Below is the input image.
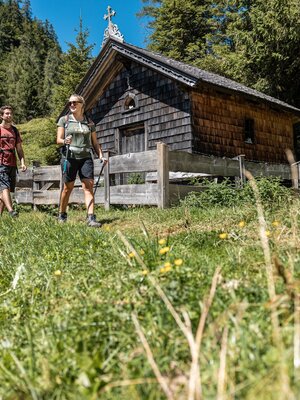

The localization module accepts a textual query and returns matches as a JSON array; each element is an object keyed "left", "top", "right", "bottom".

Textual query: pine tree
[
  {"left": 140, "top": 0, "right": 300, "bottom": 106},
  {"left": 5, "top": 43, "right": 41, "bottom": 121},
  {"left": 140, "top": 0, "right": 212, "bottom": 64},
  {"left": 0, "top": 0, "right": 24, "bottom": 53},
  {"left": 52, "top": 17, "right": 94, "bottom": 116},
  {"left": 42, "top": 48, "right": 62, "bottom": 115},
  {"left": 203, "top": 0, "right": 300, "bottom": 106},
  {"left": 0, "top": 0, "right": 62, "bottom": 120}
]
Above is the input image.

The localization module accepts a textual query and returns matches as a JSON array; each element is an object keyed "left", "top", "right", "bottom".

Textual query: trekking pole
[{"left": 94, "top": 158, "right": 106, "bottom": 197}]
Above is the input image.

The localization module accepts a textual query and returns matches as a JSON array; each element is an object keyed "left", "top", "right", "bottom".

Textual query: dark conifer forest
[{"left": 2, "top": 0, "right": 300, "bottom": 122}]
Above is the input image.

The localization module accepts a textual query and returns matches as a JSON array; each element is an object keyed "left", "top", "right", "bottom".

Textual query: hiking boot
[
  {"left": 87, "top": 214, "right": 101, "bottom": 228},
  {"left": 58, "top": 212, "right": 67, "bottom": 223},
  {"left": 9, "top": 210, "right": 18, "bottom": 218}
]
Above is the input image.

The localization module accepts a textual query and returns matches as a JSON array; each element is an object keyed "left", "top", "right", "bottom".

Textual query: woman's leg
[
  {"left": 59, "top": 181, "right": 75, "bottom": 213},
  {"left": 81, "top": 178, "right": 94, "bottom": 214}
]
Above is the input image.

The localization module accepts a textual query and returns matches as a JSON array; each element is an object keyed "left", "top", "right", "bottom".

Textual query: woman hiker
[{"left": 57, "top": 94, "right": 107, "bottom": 227}]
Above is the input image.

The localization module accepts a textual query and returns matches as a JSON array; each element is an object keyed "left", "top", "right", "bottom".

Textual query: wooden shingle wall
[
  {"left": 191, "top": 88, "right": 294, "bottom": 163},
  {"left": 89, "top": 61, "right": 193, "bottom": 153}
]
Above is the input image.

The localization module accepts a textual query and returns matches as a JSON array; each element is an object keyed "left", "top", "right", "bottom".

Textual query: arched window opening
[
  {"left": 125, "top": 97, "right": 136, "bottom": 110},
  {"left": 124, "top": 93, "right": 138, "bottom": 112}
]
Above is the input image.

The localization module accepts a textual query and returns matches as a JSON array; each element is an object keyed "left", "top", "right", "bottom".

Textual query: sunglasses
[{"left": 68, "top": 101, "right": 82, "bottom": 106}]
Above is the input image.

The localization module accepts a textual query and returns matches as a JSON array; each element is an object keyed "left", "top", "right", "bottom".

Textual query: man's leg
[
  {"left": 0, "top": 194, "right": 4, "bottom": 215},
  {"left": 0, "top": 166, "right": 17, "bottom": 215},
  {"left": 0, "top": 188, "right": 14, "bottom": 213}
]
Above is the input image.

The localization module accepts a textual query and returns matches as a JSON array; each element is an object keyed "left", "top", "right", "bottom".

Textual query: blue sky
[{"left": 29, "top": 0, "right": 149, "bottom": 56}]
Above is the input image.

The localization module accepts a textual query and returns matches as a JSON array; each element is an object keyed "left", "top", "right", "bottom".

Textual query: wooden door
[
  {"left": 120, "top": 125, "right": 145, "bottom": 154},
  {"left": 119, "top": 125, "right": 145, "bottom": 184}
]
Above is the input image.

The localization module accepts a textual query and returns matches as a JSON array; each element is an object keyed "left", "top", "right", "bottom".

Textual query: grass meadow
[{"left": 1, "top": 179, "right": 300, "bottom": 399}]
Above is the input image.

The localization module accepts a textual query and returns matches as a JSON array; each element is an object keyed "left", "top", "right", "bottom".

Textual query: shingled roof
[{"left": 77, "top": 37, "right": 300, "bottom": 116}]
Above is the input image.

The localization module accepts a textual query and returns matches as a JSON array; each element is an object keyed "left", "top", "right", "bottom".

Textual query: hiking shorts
[
  {"left": 0, "top": 165, "right": 17, "bottom": 192},
  {"left": 61, "top": 157, "right": 94, "bottom": 183}
]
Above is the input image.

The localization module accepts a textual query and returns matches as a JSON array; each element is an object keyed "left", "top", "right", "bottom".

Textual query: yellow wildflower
[
  {"left": 54, "top": 270, "right": 62, "bottom": 276},
  {"left": 160, "top": 265, "right": 171, "bottom": 273},
  {"left": 159, "top": 246, "right": 170, "bottom": 255},
  {"left": 272, "top": 221, "right": 280, "bottom": 227},
  {"left": 219, "top": 233, "right": 228, "bottom": 239},
  {"left": 174, "top": 258, "right": 183, "bottom": 266},
  {"left": 164, "top": 262, "right": 172, "bottom": 269},
  {"left": 105, "top": 225, "right": 111, "bottom": 231},
  {"left": 238, "top": 221, "right": 246, "bottom": 228},
  {"left": 141, "top": 270, "right": 148, "bottom": 275},
  {"left": 140, "top": 249, "right": 145, "bottom": 255},
  {"left": 128, "top": 252, "right": 135, "bottom": 258},
  {"left": 265, "top": 230, "right": 271, "bottom": 237},
  {"left": 158, "top": 238, "right": 167, "bottom": 245}
]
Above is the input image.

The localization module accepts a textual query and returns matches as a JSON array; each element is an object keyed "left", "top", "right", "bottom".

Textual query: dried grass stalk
[
  {"left": 285, "top": 149, "right": 299, "bottom": 189},
  {"left": 188, "top": 266, "right": 221, "bottom": 400},
  {"left": 244, "top": 170, "right": 294, "bottom": 399},
  {"left": 282, "top": 151, "right": 300, "bottom": 374},
  {"left": 101, "top": 377, "right": 158, "bottom": 392},
  {"left": 217, "top": 325, "right": 229, "bottom": 400},
  {"left": 294, "top": 294, "right": 300, "bottom": 369},
  {"left": 118, "top": 230, "right": 221, "bottom": 400},
  {"left": 132, "top": 313, "right": 175, "bottom": 400}
]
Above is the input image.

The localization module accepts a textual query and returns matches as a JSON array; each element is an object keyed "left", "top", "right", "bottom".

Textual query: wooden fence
[{"left": 15, "top": 142, "right": 296, "bottom": 209}]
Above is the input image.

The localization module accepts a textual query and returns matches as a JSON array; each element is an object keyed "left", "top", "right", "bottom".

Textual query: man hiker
[{"left": 0, "top": 105, "right": 27, "bottom": 217}]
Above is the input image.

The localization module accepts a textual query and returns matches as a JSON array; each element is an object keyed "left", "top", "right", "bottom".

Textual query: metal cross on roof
[
  {"left": 104, "top": 5, "right": 116, "bottom": 26},
  {"left": 102, "top": 5, "right": 124, "bottom": 47}
]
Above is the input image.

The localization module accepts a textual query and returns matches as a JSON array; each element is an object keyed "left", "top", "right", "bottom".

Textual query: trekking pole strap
[{"left": 63, "top": 144, "right": 70, "bottom": 174}]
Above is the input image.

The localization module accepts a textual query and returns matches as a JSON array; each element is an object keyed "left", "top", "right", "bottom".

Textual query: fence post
[
  {"left": 157, "top": 142, "right": 169, "bottom": 209},
  {"left": 291, "top": 161, "right": 300, "bottom": 189},
  {"left": 104, "top": 151, "right": 110, "bottom": 211},
  {"left": 233, "top": 154, "right": 245, "bottom": 188},
  {"left": 32, "top": 161, "right": 40, "bottom": 211}
]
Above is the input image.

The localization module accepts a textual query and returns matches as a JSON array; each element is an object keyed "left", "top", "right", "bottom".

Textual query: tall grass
[{"left": 0, "top": 182, "right": 300, "bottom": 398}]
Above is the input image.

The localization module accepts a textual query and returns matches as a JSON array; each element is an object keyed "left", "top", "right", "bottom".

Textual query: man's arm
[{"left": 16, "top": 143, "right": 27, "bottom": 171}]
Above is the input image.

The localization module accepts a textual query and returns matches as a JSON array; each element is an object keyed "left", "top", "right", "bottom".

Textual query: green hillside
[{"left": 17, "top": 117, "right": 59, "bottom": 166}]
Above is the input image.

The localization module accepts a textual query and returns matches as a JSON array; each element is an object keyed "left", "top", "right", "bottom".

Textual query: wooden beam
[
  {"left": 104, "top": 152, "right": 110, "bottom": 211},
  {"left": 109, "top": 184, "right": 158, "bottom": 205},
  {"left": 109, "top": 150, "right": 157, "bottom": 174},
  {"left": 157, "top": 142, "right": 169, "bottom": 208}
]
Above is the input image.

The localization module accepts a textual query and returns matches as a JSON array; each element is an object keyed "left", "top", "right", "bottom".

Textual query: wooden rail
[{"left": 15, "top": 143, "right": 296, "bottom": 209}]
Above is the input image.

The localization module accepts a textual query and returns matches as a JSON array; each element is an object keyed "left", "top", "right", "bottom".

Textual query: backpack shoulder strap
[
  {"left": 64, "top": 113, "right": 70, "bottom": 129},
  {"left": 84, "top": 112, "right": 92, "bottom": 123},
  {"left": 84, "top": 112, "right": 95, "bottom": 130},
  {"left": 11, "top": 126, "right": 19, "bottom": 141}
]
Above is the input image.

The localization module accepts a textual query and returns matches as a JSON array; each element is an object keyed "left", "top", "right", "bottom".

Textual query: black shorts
[
  {"left": 61, "top": 157, "right": 94, "bottom": 183},
  {"left": 0, "top": 165, "right": 17, "bottom": 192}
]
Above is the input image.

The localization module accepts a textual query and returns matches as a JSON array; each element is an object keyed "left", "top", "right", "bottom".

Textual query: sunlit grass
[{"left": 0, "top": 199, "right": 300, "bottom": 398}]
